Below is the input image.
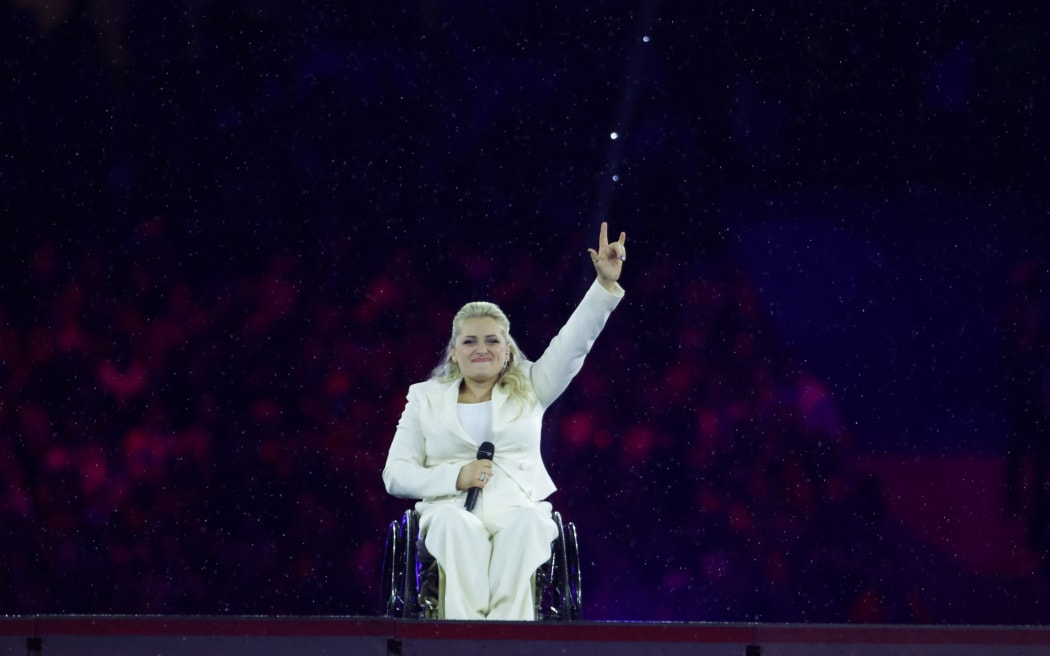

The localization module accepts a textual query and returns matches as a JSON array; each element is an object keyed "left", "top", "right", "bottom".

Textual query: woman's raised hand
[{"left": 588, "top": 221, "right": 627, "bottom": 290}]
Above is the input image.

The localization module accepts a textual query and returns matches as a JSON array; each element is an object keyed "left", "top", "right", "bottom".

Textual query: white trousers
[{"left": 418, "top": 475, "right": 557, "bottom": 620}]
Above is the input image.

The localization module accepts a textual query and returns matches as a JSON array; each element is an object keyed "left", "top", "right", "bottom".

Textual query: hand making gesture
[{"left": 588, "top": 221, "right": 627, "bottom": 292}]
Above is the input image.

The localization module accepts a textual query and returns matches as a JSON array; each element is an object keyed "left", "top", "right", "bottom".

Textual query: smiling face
[{"left": 450, "top": 317, "right": 509, "bottom": 383}]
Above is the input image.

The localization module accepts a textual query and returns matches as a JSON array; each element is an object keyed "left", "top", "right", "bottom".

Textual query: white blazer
[{"left": 383, "top": 280, "right": 623, "bottom": 503}]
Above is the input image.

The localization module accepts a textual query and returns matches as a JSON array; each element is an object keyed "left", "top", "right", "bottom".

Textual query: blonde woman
[{"left": 383, "top": 222, "right": 627, "bottom": 620}]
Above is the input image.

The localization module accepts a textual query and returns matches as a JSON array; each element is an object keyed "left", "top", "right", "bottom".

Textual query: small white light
[
  {"left": 643, "top": 36, "right": 650, "bottom": 43},
  {"left": 612, "top": 174, "right": 620, "bottom": 182},
  {"left": 610, "top": 132, "right": 619, "bottom": 140}
]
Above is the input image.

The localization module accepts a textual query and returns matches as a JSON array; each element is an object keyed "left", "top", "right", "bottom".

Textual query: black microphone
[{"left": 464, "top": 441, "right": 495, "bottom": 512}]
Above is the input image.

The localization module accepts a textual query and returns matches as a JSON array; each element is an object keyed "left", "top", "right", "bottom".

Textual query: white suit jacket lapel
[
  {"left": 491, "top": 383, "right": 510, "bottom": 434},
  {"left": 436, "top": 378, "right": 476, "bottom": 447}
]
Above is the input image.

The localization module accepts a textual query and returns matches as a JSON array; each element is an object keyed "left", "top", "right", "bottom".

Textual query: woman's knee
[
  {"left": 422, "top": 505, "right": 488, "bottom": 547},
  {"left": 497, "top": 508, "right": 557, "bottom": 542},
  {"left": 423, "top": 504, "right": 474, "bottom": 529}
]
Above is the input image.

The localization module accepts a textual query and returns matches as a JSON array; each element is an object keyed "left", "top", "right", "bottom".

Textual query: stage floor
[{"left": 3, "top": 615, "right": 1050, "bottom": 655}]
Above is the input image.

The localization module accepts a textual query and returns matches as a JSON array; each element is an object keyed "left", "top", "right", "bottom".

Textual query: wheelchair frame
[{"left": 381, "top": 509, "right": 582, "bottom": 620}]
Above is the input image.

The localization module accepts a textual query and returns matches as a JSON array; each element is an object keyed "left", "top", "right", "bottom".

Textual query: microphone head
[{"left": 477, "top": 441, "right": 495, "bottom": 460}]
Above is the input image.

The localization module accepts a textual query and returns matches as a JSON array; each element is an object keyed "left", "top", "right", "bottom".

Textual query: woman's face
[{"left": 450, "top": 317, "right": 509, "bottom": 382}]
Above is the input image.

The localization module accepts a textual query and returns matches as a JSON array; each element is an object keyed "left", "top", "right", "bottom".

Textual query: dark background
[{"left": 2, "top": 0, "right": 1050, "bottom": 623}]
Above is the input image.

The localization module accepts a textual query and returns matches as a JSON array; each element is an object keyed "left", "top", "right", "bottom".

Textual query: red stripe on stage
[
  {"left": 22, "top": 616, "right": 752, "bottom": 643},
  {"left": 391, "top": 619, "right": 753, "bottom": 643},
  {"left": 3, "top": 615, "right": 1050, "bottom": 647},
  {"left": 754, "top": 624, "right": 1050, "bottom": 646},
  {"left": 0, "top": 618, "right": 35, "bottom": 637},
  {"left": 28, "top": 615, "right": 395, "bottom": 637}
]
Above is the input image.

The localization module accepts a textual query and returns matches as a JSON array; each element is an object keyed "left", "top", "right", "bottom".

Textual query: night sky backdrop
[{"left": 2, "top": 0, "right": 1050, "bottom": 624}]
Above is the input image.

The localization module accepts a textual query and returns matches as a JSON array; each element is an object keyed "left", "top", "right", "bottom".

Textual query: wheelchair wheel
[
  {"left": 380, "top": 516, "right": 405, "bottom": 617},
  {"left": 534, "top": 537, "right": 554, "bottom": 619},
  {"left": 402, "top": 509, "right": 421, "bottom": 618},
  {"left": 563, "top": 520, "right": 582, "bottom": 620},
  {"left": 547, "top": 511, "right": 573, "bottom": 621}
]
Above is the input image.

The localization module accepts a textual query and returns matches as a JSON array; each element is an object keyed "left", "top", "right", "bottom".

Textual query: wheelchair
[{"left": 380, "top": 508, "right": 582, "bottom": 620}]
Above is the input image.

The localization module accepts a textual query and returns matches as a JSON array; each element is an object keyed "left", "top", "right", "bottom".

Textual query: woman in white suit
[{"left": 383, "top": 222, "right": 628, "bottom": 620}]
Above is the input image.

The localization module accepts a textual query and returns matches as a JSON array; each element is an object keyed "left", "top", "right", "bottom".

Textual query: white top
[{"left": 457, "top": 400, "right": 493, "bottom": 446}]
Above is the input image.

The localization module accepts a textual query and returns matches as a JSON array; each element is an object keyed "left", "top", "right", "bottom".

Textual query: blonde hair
[{"left": 431, "top": 301, "right": 535, "bottom": 406}]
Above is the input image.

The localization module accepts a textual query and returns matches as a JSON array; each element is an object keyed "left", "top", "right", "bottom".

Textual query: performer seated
[{"left": 383, "top": 222, "right": 627, "bottom": 620}]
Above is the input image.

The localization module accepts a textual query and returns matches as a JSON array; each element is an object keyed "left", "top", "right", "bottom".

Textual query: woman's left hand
[{"left": 588, "top": 221, "right": 627, "bottom": 290}]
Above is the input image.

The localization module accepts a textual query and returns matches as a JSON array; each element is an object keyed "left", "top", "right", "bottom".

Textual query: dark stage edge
[{"left": 3, "top": 616, "right": 1050, "bottom": 655}]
